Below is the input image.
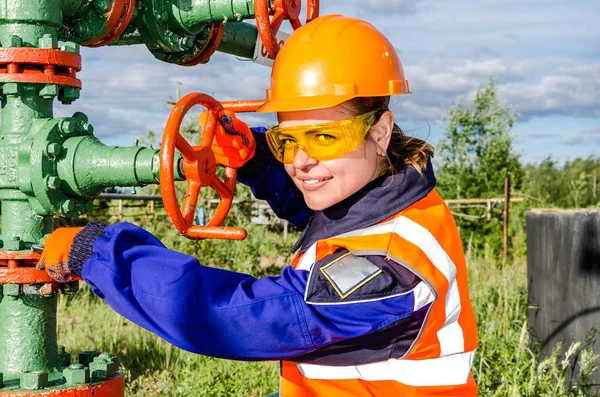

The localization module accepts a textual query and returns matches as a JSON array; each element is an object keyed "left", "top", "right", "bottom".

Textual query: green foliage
[
  {"left": 436, "top": 78, "right": 522, "bottom": 256},
  {"left": 436, "top": 77, "right": 521, "bottom": 200},
  {"left": 522, "top": 157, "right": 600, "bottom": 209},
  {"left": 470, "top": 257, "right": 599, "bottom": 396}
]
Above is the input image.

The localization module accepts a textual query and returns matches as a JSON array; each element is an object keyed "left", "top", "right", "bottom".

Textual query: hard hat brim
[{"left": 256, "top": 94, "right": 353, "bottom": 113}]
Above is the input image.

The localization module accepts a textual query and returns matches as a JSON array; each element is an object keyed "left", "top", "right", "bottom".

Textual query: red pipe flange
[
  {"left": 0, "top": 48, "right": 82, "bottom": 88},
  {"left": 82, "top": 0, "right": 136, "bottom": 48},
  {"left": 178, "top": 23, "right": 225, "bottom": 67},
  {"left": 0, "top": 253, "right": 57, "bottom": 284}
]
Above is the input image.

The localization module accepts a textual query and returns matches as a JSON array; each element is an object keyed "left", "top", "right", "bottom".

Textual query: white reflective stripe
[
  {"left": 395, "top": 217, "right": 464, "bottom": 356},
  {"left": 297, "top": 350, "right": 476, "bottom": 387},
  {"left": 412, "top": 281, "right": 435, "bottom": 311},
  {"left": 297, "top": 242, "right": 317, "bottom": 271},
  {"left": 338, "top": 216, "right": 465, "bottom": 356}
]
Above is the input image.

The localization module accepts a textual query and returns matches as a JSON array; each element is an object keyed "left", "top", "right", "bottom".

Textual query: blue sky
[{"left": 56, "top": 0, "right": 599, "bottom": 164}]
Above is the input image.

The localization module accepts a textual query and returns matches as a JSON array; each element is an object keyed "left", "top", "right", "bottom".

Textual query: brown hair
[{"left": 340, "top": 96, "right": 433, "bottom": 175}]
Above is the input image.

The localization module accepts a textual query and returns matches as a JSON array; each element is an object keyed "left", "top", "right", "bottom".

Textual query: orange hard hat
[{"left": 257, "top": 14, "right": 411, "bottom": 113}]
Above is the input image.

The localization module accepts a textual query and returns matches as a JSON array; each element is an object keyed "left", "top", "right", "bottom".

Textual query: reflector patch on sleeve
[{"left": 320, "top": 253, "right": 382, "bottom": 299}]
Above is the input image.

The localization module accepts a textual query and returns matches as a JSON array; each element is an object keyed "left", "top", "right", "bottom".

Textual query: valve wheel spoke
[
  {"left": 271, "top": 9, "right": 287, "bottom": 33},
  {"left": 182, "top": 182, "right": 201, "bottom": 225},
  {"left": 175, "top": 133, "right": 197, "bottom": 160}
]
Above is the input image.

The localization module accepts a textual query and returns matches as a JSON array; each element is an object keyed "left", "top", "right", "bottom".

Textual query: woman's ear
[{"left": 369, "top": 110, "right": 394, "bottom": 155}]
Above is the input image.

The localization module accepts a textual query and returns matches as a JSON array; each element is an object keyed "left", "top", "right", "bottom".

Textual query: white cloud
[
  {"left": 559, "top": 126, "right": 600, "bottom": 146},
  {"left": 392, "top": 58, "right": 600, "bottom": 124}
]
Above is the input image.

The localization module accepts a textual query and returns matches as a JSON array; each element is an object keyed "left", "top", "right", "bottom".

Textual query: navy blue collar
[{"left": 292, "top": 161, "right": 436, "bottom": 253}]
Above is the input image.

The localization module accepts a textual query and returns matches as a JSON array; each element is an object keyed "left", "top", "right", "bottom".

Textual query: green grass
[{"left": 57, "top": 226, "right": 598, "bottom": 396}]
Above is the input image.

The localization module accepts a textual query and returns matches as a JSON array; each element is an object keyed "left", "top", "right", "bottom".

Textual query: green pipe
[
  {"left": 107, "top": 21, "right": 258, "bottom": 61},
  {"left": 0, "top": 287, "right": 58, "bottom": 378},
  {"left": 2, "top": 85, "right": 53, "bottom": 136},
  {"left": 61, "top": 0, "right": 88, "bottom": 18},
  {"left": 1, "top": 201, "right": 52, "bottom": 246},
  {"left": 218, "top": 20, "right": 257, "bottom": 59},
  {"left": 106, "top": 28, "right": 144, "bottom": 46},
  {"left": 56, "top": 136, "right": 162, "bottom": 197},
  {"left": 0, "top": 0, "right": 60, "bottom": 47},
  {"left": 173, "top": 0, "right": 255, "bottom": 33}
]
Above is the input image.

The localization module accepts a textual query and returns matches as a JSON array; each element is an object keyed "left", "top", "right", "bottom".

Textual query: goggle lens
[{"left": 266, "top": 111, "right": 377, "bottom": 164}]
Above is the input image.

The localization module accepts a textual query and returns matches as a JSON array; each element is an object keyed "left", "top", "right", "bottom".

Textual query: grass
[{"left": 57, "top": 224, "right": 598, "bottom": 396}]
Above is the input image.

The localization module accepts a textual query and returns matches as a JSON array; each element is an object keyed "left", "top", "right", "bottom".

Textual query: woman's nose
[{"left": 293, "top": 147, "right": 317, "bottom": 169}]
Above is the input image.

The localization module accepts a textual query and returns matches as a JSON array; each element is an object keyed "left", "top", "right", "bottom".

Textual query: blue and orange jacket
[{"left": 77, "top": 130, "right": 478, "bottom": 396}]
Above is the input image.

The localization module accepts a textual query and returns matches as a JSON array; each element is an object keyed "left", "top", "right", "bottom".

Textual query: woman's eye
[
  {"left": 280, "top": 138, "right": 296, "bottom": 146},
  {"left": 315, "top": 134, "right": 335, "bottom": 142}
]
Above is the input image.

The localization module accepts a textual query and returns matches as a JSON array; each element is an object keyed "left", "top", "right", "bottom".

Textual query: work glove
[
  {"left": 36, "top": 222, "right": 107, "bottom": 283},
  {"left": 199, "top": 110, "right": 256, "bottom": 168}
]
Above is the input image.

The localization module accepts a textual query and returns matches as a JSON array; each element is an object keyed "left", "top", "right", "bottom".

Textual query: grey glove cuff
[{"left": 67, "top": 222, "right": 107, "bottom": 277}]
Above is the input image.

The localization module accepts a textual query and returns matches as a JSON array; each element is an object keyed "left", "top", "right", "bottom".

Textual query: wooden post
[
  {"left": 283, "top": 221, "right": 288, "bottom": 242},
  {"left": 593, "top": 168, "right": 598, "bottom": 200},
  {"left": 486, "top": 199, "right": 492, "bottom": 221},
  {"left": 118, "top": 199, "right": 123, "bottom": 221},
  {"left": 503, "top": 176, "right": 510, "bottom": 264}
]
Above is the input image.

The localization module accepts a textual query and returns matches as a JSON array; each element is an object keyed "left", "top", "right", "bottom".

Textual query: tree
[
  {"left": 437, "top": 78, "right": 521, "bottom": 199},
  {"left": 436, "top": 78, "right": 522, "bottom": 256}
]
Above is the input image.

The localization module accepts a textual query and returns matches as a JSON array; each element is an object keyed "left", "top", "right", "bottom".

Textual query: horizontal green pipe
[
  {"left": 218, "top": 21, "right": 257, "bottom": 59},
  {"left": 108, "top": 21, "right": 258, "bottom": 60},
  {"left": 173, "top": 0, "right": 255, "bottom": 34},
  {"left": 56, "top": 136, "right": 161, "bottom": 197},
  {"left": 56, "top": 136, "right": 184, "bottom": 197}
]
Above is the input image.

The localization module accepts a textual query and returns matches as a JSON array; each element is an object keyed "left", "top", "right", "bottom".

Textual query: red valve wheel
[
  {"left": 254, "top": 0, "right": 319, "bottom": 58},
  {"left": 160, "top": 93, "right": 247, "bottom": 240}
]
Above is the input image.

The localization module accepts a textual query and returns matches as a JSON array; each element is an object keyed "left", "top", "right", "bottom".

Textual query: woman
[{"left": 40, "top": 15, "right": 478, "bottom": 396}]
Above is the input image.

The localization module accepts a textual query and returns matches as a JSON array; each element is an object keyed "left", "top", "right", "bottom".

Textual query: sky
[{"left": 55, "top": 0, "right": 600, "bottom": 164}]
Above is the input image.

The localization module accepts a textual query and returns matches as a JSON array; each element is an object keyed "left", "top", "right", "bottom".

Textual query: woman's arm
[{"left": 79, "top": 222, "right": 425, "bottom": 363}]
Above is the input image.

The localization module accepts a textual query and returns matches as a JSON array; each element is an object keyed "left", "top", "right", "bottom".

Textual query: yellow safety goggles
[{"left": 266, "top": 111, "right": 378, "bottom": 164}]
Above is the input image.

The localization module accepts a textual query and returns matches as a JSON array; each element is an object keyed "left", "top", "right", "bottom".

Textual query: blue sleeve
[
  {"left": 236, "top": 127, "right": 313, "bottom": 228},
  {"left": 81, "top": 222, "right": 418, "bottom": 361}
]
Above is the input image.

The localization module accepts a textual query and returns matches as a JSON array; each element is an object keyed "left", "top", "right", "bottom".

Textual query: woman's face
[{"left": 279, "top": 105, "right": 392, "bottom": 211}]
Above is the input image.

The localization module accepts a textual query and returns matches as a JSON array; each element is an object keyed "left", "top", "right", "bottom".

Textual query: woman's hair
[{"left": 340, "top": 96, "right": 433, "bottom": 175}]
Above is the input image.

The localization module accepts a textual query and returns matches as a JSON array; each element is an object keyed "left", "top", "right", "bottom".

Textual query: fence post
[{"left": 503, "top": 176, "right": 510, "bottom": 264}]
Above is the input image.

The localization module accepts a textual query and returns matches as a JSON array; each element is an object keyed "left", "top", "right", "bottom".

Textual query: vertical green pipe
[
  {"left": 1, "top": 201, "right": 52, "bottom": 244},
  {"left": 0, "top": 289, "right": 58, "bottom": 378},
  {"left": 0, "top": 0, "right": 61, "bottom": 382},
  {"left": 0, "top": 0, "right": 61, "bottom": 46},
  {"left": 2, "top": 86, "right": 54, "bottom": 136}
]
